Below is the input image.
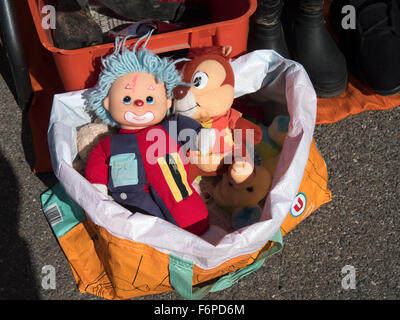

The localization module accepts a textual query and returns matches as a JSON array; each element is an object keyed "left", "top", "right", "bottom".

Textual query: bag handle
[{"left": 169, "top": 229, "right": 283, "bottom": 300}]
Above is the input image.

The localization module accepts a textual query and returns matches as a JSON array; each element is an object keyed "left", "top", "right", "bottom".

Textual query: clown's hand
[{"left": 196, "top": 128, "right": 216, "bottom": 156}]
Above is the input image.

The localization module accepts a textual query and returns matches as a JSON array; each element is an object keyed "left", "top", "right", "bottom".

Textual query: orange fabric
[
  {"left": 316, "top": 0, "right": 400, "bottom": 124},
  {"left": 59, "top": 215, "right": 267, "bottom": 300},
  {"left": 58, "top": 219, "right": 116, "bottom": 299},
  {"left": 280, "top": 139, "right": 331, "bottom": 236},
  {"left": 316, "top": 75, "right": 400, "bottom": 124},
  {"left": 54, "top": 136, "right": 330, "bottom": 300}
]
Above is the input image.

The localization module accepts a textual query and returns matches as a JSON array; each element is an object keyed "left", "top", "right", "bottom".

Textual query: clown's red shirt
[{"left": 85, "top": 113, "right": 202, "bottom": 186}]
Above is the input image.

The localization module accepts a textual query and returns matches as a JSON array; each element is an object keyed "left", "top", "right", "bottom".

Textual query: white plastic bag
[{"left": 47, "top": 50, "right": 316, "bottom": 270}]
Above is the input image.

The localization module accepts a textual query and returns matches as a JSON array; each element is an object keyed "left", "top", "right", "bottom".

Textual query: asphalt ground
[{"left": 0, "top": 45, "right": 399, "bottom": 301}]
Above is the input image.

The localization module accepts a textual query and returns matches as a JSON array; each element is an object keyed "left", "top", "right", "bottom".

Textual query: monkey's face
[{"left": 173, "top": 55, "right": 235, "bottom": 123}]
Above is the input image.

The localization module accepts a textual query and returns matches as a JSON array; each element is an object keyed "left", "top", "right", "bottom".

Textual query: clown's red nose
[{"left": 134, "top": 99, "right": 144, "bottom": 107}]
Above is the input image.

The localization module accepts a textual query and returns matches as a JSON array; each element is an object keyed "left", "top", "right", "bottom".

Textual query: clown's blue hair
[{"left": 86, "top": 31, "right": 188, "bottom": 127}]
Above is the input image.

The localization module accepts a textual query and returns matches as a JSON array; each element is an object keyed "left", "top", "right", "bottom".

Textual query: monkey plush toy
[{"left": 173, "top": 46, "right": 262, "bottom": 184}]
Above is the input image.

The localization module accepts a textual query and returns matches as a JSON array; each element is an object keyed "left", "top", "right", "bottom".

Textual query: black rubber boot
[
  {"left": 330, "top": 0, "right": 400, "bottom": 96},
  {"left": 284, "top": 0, "right": 348, "bottom": 98},
  {"left": 248, "top": 0, "right": 290, "bottom": 58}
]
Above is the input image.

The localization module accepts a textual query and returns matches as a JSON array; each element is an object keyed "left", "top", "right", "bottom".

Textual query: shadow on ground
[
  {"left": 0, "top": 152, "right": 39, "bottom": 299},
  {"left": 0, "top": 44, "right": 58, "bottom": 190}
]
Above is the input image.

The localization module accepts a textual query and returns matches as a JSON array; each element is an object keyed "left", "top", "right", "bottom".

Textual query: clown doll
[{"left": 85, "top": 35, "right": 213, "bottom": 236}]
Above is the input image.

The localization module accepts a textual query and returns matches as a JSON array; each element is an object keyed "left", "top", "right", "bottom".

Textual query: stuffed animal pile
[{"left": 74, "top": 42, "right": 290, "bottom": 233}]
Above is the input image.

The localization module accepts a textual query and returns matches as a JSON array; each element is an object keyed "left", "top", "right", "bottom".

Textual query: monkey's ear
[{"left": 222, "top": 46, "right": 232, "bottom": 57}]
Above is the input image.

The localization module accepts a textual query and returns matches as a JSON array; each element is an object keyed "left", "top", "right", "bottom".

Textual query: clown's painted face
[{"left": 104, "top": 72, "right": 172, "bottom": 130}]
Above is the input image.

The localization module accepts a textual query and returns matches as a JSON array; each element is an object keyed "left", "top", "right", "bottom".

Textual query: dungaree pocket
[{"left": 110, "top": 153, "right": 138, "bottom": 188}]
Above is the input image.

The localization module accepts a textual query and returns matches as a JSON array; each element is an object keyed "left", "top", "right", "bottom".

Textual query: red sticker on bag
[{"left": 290, "top": 193, "right": 307, "bottom": 217}]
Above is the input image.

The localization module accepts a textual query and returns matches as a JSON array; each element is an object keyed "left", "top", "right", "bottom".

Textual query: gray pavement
[{"left": 0, "top": 46, "right": 399, "bottom": 300}]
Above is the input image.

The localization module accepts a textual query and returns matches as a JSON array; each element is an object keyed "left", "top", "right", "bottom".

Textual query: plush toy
[
  {"left": 255, "top": 115, "right": 289, "bottom": 179},
  {"left": 73, "top": 121, "right": 116, "bottom": 174},
  {"left": 172, "top": 46, "right": 263, "bottom": 184},
  {"left": 84, "top": 34, "right": 215, "bottom": 236},
  {"left": 209, "top": 115, "right": 289, "bottom": 230},
  {"left": 211, "top": 165, "right": 272, "bottom": 230}
]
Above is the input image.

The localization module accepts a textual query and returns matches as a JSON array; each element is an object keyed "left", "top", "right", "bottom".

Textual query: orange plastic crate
[{"left": 27, "top": 0, "right": 257, "bottom": 92}]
